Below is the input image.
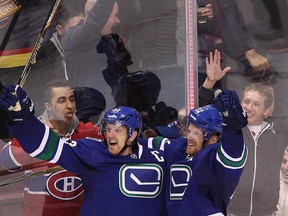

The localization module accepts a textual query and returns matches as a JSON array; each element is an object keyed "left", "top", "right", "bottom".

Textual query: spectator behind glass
[
  {"left": 197, "top": 0, "right": 269, "bottom": 88},
  {"left": 73, "top": 87, "right": 106, "bottom": 124},
  {"left": 62, "top": 0, "right": 121, "bottom": 88},
  {"left": 225, "top": 83, "right": 288, "bottom": 215},
  {"left": 112, "top": 70, "right": 178, "bottom": 136},
  {"left": 275, "top": 146, "right": 288, "bottom": 215},
  {"left": 34, "top": 1, "right": 82, "bottom": 115},
  {"left": 47, "top": 0, "right": 85, "bottom": 80},
  {"left": 0, "top": 79, "right": 103, "bottom": 216},
  {"left": 0, "top": 0, "right": 77, "bottom": 116}
]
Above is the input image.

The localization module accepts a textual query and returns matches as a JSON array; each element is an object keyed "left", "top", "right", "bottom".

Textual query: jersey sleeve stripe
[
  {"left": 0, "top": 142, "right": 22, "bottom": 171},
  {"left": 37, "top": 130, "right": 60, "bottom": 161},
  {"left": 159, "top": 138, "right": 170, "bottom": 151},
  {"left": 147, "top": 138, "right": 154, "bottom": 149},
  {"left": 8, "top": 143, "right": 23, "bottom": 167},
  {"left": 219, "top": 143, "right": 247, "bottom": 162},
  {"left": 216, "top": 144, "right": 247, "bottom": 169},
  {"left": 30, "top": 125, "right": 50, "bottom": 157},
  {"left": 137, "top": 143, "right": 143, "bottom": 159},
  {"left": 50, "top": 138, "right": 65, "bottom": 164}
]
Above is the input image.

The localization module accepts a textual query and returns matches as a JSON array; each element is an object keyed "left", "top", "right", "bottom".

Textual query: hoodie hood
[{"left": 38, "top": 110, "right": 79, "bottom": 136}]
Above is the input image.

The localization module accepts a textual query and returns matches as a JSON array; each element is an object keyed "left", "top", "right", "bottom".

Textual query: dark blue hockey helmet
[
  {"left": 101, "top": 106, "right": 142, "bottom": 137},
  {"left": 188, "top": 105, "right": 223, "bottom": 142}
]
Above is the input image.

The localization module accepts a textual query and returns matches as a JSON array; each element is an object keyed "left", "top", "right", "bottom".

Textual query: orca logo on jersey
[
  {"left": 46, "top": 170, "right": 84, "bottom": 200},
  {"left": 119, "top": 164, "right": 163, "bottom": 198},
  {"left": 170, "top": 164, "right": 192, "bottom": 200}
]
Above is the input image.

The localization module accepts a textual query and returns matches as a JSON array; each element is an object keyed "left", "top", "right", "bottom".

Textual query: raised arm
[
  {"left": 199, "top": 49, "right": 231, "bottom": 106},
  {"left": 214, "top": 90, "right": 247, "bottom": 161},
  {"left": 0, "top": 85, "right": 92, "bottom": 174},
  {"left": 63, "top": 0, "right": 116, "bottom": 51},
  {"left": 204, "top": 49, "right": 231, "bottom": 89}
]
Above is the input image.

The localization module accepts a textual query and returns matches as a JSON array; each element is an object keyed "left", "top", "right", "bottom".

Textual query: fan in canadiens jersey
[
  {"left": 143, "top": 90, "right": 248, "bottom": 216},
  {"left": 0, "top": 85, "right": 167, "bottom": 216}
]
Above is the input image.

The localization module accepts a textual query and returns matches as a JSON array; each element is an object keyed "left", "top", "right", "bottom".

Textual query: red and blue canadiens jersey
[{"left": 9, "top": 116, "right": 168, "bottom": 216}]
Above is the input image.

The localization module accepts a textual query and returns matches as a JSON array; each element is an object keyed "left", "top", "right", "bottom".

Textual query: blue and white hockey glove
[
  {"left": 215, "top": 90, "right": 247, "bottom": 129},
  {"left": 0, "top": 85, "right": 35, "bottom": 124}
]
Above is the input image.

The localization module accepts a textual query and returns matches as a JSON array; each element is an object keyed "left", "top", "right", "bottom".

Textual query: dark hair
[
  {"left": 73, "top": 87, "right": 106, "bottom": 123},
  {"left": 112, "top": 71, "right": 161, "bottom": 112},
  {"left": 55, "top": 0, "right": 84, "bottom": 27},
  {"left": 43, "top": 79, "right": 72, "bottom": 102}
]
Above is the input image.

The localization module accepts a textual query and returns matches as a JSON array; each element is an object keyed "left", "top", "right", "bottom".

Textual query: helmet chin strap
[
  {"left": 117, "top": 129, "right": 139, "bottom": 156},
  {"left": 117, "top": 137, "right": 133, "bottom": 156}
]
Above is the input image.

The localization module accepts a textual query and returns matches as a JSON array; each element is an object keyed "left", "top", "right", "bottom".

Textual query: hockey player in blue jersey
[
  {"left": 0, "top": 85, "right": 167, "bottom": 216},
  {"left": 143, "top": 90, "right": 248, "bottom": 216},
  {"left": 170, "top": 91, "right": 247, "bottom": 216}
]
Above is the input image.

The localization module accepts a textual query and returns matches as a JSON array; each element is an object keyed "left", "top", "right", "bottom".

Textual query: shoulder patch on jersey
[{"left": 130, "top": 153, "right": 138, "bottom": 159}]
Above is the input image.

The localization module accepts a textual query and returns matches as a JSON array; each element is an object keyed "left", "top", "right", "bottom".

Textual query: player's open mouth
[
  {"left": 187, "top": 143, "right": 195, "bottom": 147},
  {"left": 109, "top": 140, "right": 118, "bottom": 146}
]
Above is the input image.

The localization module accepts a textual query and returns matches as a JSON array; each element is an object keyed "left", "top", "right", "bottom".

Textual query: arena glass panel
[
  {"left": 0, "top": 0, "right": 188, "bottom": 214},
  {"left": 0, "top": 0, "right": 288, "bottom": 215}
]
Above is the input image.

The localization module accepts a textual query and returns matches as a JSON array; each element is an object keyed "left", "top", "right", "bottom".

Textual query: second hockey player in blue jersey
[
  {"left": 143, "top": 90, "right": 248, "bottom": 216},
  {"left": 0, "top": 85, "right": 167, "bottom": 216}
]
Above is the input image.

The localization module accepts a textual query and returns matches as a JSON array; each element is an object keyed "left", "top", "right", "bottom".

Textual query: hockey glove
[
  {"left": 0, "top": 85, "right": 35, "bottom": 124},
  {"left": 215, "top": 90, "right": 247, "bottom": 129}
]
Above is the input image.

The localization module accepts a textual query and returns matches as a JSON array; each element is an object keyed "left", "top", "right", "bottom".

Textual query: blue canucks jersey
[
  {"left": 9, "top": 117, "right": 167, "bottom": 216},
  {"left": 165, "top": 127, "right": 247, "bottom": 216},
  {"left": 141, "top": 126, "right": 247, "bottom": 216}
]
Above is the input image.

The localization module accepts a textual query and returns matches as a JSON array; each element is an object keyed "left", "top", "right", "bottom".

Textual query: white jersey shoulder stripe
[{"left": 30, "top": 125, "right": 50, "bottom": 157}]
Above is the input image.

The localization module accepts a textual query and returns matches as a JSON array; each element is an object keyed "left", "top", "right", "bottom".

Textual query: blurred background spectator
[{"left": 73, "top": 87, "right": 106, "bottom": 124}]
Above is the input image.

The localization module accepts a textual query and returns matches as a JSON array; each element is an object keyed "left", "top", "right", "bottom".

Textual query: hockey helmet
[
  {"left": 188, "top": 105, "right": 223, "bottom": 142},
  {"left": 101, "top": 106, "right": 142, "bottom": 137}
]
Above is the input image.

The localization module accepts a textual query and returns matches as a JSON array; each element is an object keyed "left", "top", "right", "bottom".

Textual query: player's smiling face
[
  {"left": 241, "top": 91, "right": 270, "bottom": 126},
  {"left": 45, "top": 86, "right": 76, "bottom": 122},
  {"left": 281, "top": 150, "right": 288, "bottom": 184},
  {"left": 186, "top": 123, "right": 204, "bottom": 156},
  {"left": 105, "top": 123, "right": 132, "bottom": 155}
]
